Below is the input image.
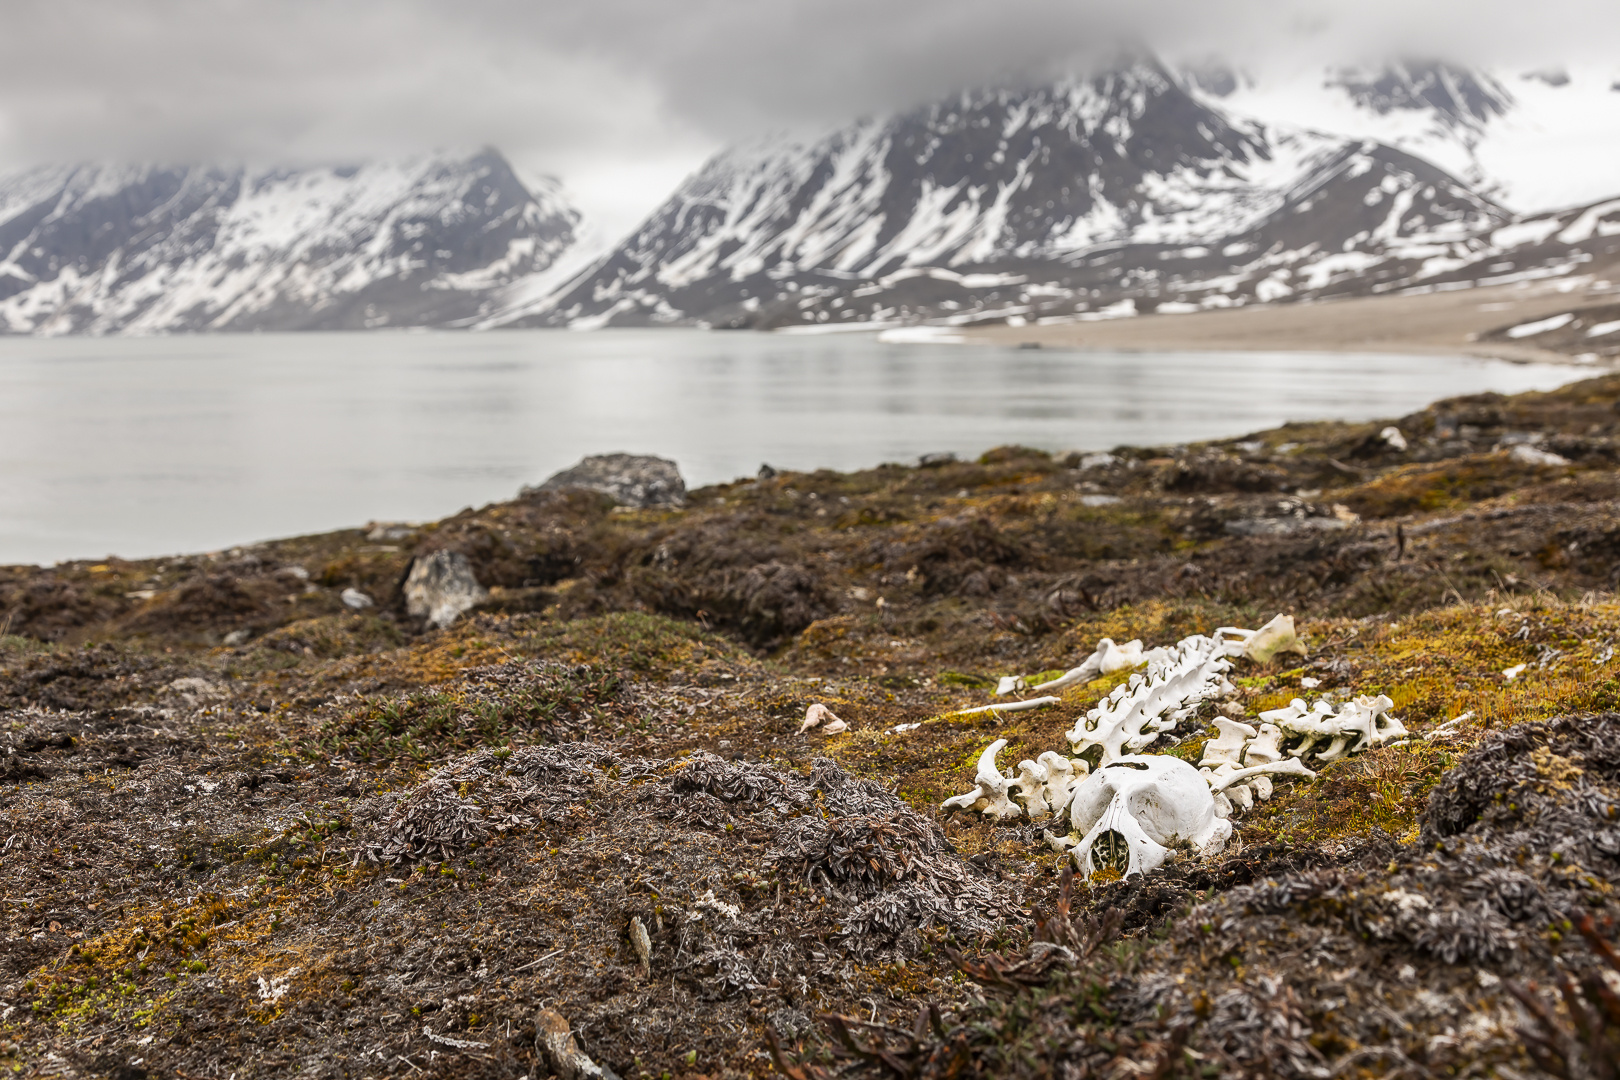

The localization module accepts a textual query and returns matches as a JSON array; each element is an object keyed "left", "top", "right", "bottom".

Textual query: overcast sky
[{"left": 1, "top": 0, "right": 1617, "bottom": 240}]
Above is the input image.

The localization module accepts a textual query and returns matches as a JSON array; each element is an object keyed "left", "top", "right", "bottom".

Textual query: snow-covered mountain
[
  {"left": 511, "top": 57, "right": 1512, "bottom": 330},
  {"left": 1183, "top": 58, "right": 1620, "bottom": 213},
  {"left": 0, "top": 150, "right": 578, "bottom": 334}
]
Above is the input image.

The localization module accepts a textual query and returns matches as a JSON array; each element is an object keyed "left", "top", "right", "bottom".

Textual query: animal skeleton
[{"left": 944, "top": 621, "right": 1410, "bottom": 880}]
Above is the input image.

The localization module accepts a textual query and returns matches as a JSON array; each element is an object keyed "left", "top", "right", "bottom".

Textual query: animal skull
[{"left": 1061, "top": 755, "right": 1232, "bottom": 879}]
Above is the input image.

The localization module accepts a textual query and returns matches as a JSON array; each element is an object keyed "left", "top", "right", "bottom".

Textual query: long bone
[
  {"left": 954, "top": 696, "right": 1061, "bottom": 717},
  {"left": 995, "top": 637, "right": 1149, "bottom": 696},
  {"left": 1204, "top": 756, "right": 1316, "bottom": 793}
]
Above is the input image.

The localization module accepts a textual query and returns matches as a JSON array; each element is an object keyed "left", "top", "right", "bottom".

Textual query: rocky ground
[{"left": 7, "top": 375, "right": 1620, "bottom": 1078}]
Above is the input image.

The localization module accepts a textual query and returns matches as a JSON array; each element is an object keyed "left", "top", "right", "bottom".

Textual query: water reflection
[{"left": 0, "top": 328, "right": 1579, "bottom": 564}]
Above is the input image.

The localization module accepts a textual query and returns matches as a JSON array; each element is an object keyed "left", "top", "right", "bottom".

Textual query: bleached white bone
[
  {"left": 1213, "top": 614, "right": 1303, "bottom": 662},
  {"left": 1259, "top": 694, "right": 1405, "bottom": 760},
  {"left": 799, "top": 702, "right": 848, "bottom": 735},
  {"left": 1011, "top": 751, "right": 1089, "bottom": 820},
  {"left": 941, "top": 739, "right": 1021, "bottom": 819},
  {"left": 993, "top": 636, "right": 1145, "bottom": 697},
  {"left": 1199, "top": 717, "right": 1257, "bottom": 768},
  {"left": 1206, "top": 756, "right": 1316, "bottom": 793},
  {"left": 1066, "top": 635, "right": 1232, "bottom": 762},
  {"left": 1064, "top": 756, "right": 1231, "bottom": 879},
  {"left": 954, "top": 696, "right": 1061, "bottom": 717},
  {"left": 1250, "top": 774, "right": 1273, "bottom": 801},
  {"left": 1243, "top": 723, "right": 1285, "bottom": 765},
  {"left": 1228, "top": 782, "right": 1255, "bottom": 811}
]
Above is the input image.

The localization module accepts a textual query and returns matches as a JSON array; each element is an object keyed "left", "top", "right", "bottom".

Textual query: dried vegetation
[{"left": 7, "top": 375, "right": 1620, "bottom": 1077}]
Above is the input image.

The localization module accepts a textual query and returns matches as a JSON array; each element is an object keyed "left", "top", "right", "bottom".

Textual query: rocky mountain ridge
[
  {"left": 0, "top": 150, "right": 577, "bottom": 334},
  {"left": 1, "top": 52, "right": 1616, "bottom": 336},
  {"left": 517, "top": 55, "right": 1590, "bottom": 331}
]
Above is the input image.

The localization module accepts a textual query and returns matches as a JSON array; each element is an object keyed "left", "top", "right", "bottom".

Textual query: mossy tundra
[{"left": 5, "top": 375, "right": 1620, "bottom": 1077}]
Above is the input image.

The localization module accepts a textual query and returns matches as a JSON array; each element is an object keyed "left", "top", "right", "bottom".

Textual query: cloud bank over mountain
[{"left": 0, "top": 1, "right": 1616, "bottom": 238}]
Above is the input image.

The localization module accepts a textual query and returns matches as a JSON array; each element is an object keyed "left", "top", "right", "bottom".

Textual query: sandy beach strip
[{"left": 964, "top": 282, "right": 1618, "bottom": 364}]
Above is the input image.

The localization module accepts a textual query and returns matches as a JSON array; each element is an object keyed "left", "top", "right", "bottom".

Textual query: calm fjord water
[{"left": 0, "top": 329, "right": 1578, "bottom": 565}]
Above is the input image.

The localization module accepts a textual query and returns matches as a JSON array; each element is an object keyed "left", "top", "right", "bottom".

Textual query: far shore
[{"left": 964, "top": 281, "right": 1618, "bottom": 365}]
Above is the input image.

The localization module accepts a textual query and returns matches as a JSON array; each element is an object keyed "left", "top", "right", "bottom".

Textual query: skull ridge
[{"left": 1067, "top": 755, "right": 1231, "bottom": 879}]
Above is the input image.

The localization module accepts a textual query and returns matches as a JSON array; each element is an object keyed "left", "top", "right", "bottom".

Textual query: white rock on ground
[{"left": 403, "top": 551, "right": 488, "bottom": 630}]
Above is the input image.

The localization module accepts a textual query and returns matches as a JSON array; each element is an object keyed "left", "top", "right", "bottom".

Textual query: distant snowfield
[{"left": 1200, "top": 60, "right": 1620, "bottom": 213}]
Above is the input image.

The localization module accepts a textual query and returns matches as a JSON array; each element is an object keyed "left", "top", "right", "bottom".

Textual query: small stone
[
  {"left": 758, "top": 463, "right": 778, "bottom": 479},
  {"left": 223, "top": 629, "right": 252, "bottom": 647},
  {"left": 629, "top": 916, "right": 651, "bottom": 975},
  {"left": 340, "top": 588, "right": 374, "bottom": 610},
  {"left": 537, "top": 1009, "right": 618, "bottom": 1080}
]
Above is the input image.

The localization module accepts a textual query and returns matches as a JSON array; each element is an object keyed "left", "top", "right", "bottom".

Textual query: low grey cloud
[{"left": 0, "top": 0, "right": 1616, "bottom": 236}]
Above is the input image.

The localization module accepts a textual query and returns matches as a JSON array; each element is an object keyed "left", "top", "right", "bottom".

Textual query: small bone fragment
[
  {"left": 1097, "top": 638, "right": 1148, "bottom": 674},
  {"left": 1228, "top": 782, "right": 1255, "bottom": 811},
  {"left": 630, "top": 916, "right": 652, "bottom": 975},
  {"left": 1206, "top": 756, "right": 1316, "bottom": 793},
  {"left": 1380, "top": 426, "right": 1408, "bottom": 452},
  {"left": 996, "top": 675, "right": 1027, "bottom": 696},
  {"left": 799, "top": 703, "right": 847, "bottom": 734},
  {"left": 1212, "top": 791, "right": 1234, "bottom": 818},
  {"left": 1243, "top": 723, "right": 1285, "bottom": 765},
  {"left": 1012, "top": 758, "right": 1054, "bottom": 818},
  {"left": 953, "top": 696, "right": 1061, "bottom": 717},
  {"left": 1250, "top": 774, "right": 1273, "bottom": 801},
  {"left": 1243, "top": 614, "right": 1304, "bottom": 662},
  {"left": 1503, "top": 663, "right": 1527, "bottom": 680},
  {"left": 1199, "top": 717, "right": 1257, "bottom": 768},
  {"left": 941, "top": 739, "right": 1021, "bottom": 819},
  {"left": 1011, "top": 751, "right": 1090, "bottom": 820},
  {"left": 538, "top": 1009, "right": 619, "bottom": 1080}
]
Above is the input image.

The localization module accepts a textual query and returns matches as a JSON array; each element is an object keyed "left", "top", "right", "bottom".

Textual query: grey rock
[
  {"left": 403, "top": 551, "right": 487, "bottom": 630},
  {"left": 223, "top": 629, "right": 252, "bottom": 647},
  {"left": 758, "top": 463, "right": 778, "bottom": 479},
  {"left": 918, "top": 452, "right": 957, "bottom": 468},
  {"left": 529, "top": 453, "right": 685, "bottom": 508}
]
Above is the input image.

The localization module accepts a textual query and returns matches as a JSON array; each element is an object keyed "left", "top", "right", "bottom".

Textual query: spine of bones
[{"left": 943, "top": 620, "right": 1407, "bottom": 880}]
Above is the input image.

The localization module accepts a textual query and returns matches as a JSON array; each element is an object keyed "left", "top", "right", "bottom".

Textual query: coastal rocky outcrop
[{"left": 528, "top": 453, "right": 686, "bottom": 508}]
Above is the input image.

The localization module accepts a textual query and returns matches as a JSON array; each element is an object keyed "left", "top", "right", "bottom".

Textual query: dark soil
[{"left": 7, "top": 374, "right": 1620, "bottom": 1078}]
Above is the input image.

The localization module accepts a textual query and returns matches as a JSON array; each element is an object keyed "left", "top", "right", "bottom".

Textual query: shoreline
[{"left": 962, "top": 281, "right": 1617, "bottom": 366}]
